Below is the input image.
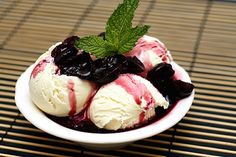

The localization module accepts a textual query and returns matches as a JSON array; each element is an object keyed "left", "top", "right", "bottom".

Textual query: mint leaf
[
  {"left": 118, "top": 25, "right": 150, "bottom": 53},
  {"left": 75, "top": 36, "right": 115, "bottom": 58},
  {"left": 105, "top": 0, "right": 139, "bottom": 52},
  {"left": 75, "top": 0, "right": 150, "bottom": 58}
]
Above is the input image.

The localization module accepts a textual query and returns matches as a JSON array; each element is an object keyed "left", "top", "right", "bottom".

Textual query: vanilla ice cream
[
  {"left": 89, "top": 74, "right": 168, "bottom": 130},
  {"left": 126, "top": 35, "right": 172, "bottom": 77},
  {"left": 29, "top": 44, "right": 96, "bottom": 117}
]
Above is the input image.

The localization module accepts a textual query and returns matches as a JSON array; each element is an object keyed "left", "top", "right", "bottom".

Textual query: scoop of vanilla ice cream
[
  {"left": 89, "top": 74, "right": 168, "bottom": 130},
  {"left": 29, "top": 43, "right": 96, "bottom": 117},
  {"left": 126, "top": 35, "right": 173, "bottom": 77}
]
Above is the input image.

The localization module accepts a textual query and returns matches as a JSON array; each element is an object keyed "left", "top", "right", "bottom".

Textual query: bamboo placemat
[{"left": 1, "top": 0, "right": 236, "bottom": 156}]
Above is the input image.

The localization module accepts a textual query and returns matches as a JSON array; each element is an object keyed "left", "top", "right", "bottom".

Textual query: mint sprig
[
  {"left": 117, "top": 25, "right": 150, "bottom": 53},
  {"left": 75, "top": 0, "right": 150, "bottom": 58},
  {"left": 77, "top": 36, "right": 115, "bottom": 58}
]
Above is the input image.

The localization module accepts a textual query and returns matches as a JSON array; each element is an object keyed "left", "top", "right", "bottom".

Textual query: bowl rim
[{"left": 15, "top": 62, "right": 194, "bottom": 144}]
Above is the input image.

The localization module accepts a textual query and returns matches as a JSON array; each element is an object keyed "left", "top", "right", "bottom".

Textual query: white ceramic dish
[{"left": 15, "top": 62, "right": 194, "bottom": 150}]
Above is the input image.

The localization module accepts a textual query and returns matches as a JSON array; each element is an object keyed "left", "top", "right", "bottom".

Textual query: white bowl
[{"left": 15, "top": 62, "right": 194, "bottom": 150}]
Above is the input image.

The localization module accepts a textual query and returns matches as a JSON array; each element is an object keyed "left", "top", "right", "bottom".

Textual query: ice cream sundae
[{"left": 29, "top": 0, "right": 194, "bottom": 133}]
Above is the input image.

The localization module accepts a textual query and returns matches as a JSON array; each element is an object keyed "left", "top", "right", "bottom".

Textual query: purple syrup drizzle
[
  {"left": 67, "top": 79, "right": 77, "bottom": 116},
  {"left": 31, "top": 57, "right": 53, "bottom": 78},
  {"left": 47, "top": 101, "right": 178, "bottom": 133}
]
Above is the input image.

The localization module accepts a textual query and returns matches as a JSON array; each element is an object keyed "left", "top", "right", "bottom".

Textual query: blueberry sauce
[
  {"left": 48, "top": 101, "right": 178, "bottom": 133},
  {"left": 114, "top": 74, "right": 155, "bottom": 109},
  {"left": 31, "top": 57, "right": 53, "bottom": 78},
  {"left": 67, "top": 79, "right": 77, "bottom": 116}
]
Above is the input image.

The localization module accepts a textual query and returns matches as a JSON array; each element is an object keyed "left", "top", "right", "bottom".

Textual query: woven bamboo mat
[{"left": 0, "top": 0, "right": 236, "bottom": 156}]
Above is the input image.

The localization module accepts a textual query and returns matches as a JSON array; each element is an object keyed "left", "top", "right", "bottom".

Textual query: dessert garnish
[{"left": 75, "top": 0, "right": 150, "bottom": 58}]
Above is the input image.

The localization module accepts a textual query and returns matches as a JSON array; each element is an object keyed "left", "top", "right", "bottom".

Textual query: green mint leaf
[
  {"left": 75, "top": 36, "right": 115, "bottom": 58},
  {"left": 75, "top": 0, "right": 150, "bottom": 58},
  {"left": 118, "top": 25, "right": 150, "bottom": 53},
  {"left": 105, "top": 0, "right": 139, "bottom": 50}
]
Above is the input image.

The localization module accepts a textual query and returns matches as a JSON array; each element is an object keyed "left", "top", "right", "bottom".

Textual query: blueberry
[
  {"left": 91, "top": 55, "right": 124, "bottom": 84},
  {"left": 167, "top": 80, "right": 194, "bottom": 102},
  {"left": 147, "top": 63, "right": 175, "bottom": 95},
  {"left": 51, "top": 36, "right": 80, "bottom": 65},
  {"left": 98, "top": 32, "right": 105, "bottom": 40},
  {"left": 155, "top": 106, "right": 167, "bottom": 119},
  {"left": 60, "top": 52, "right": 93, "bottom": 79},
  {"left": 122, "top": 56, "right": 144, "bottom": 74},
  {"left": 52, "top": 44, "right": 78, "bottom": 65},
  {"left": 147, "top": 63, "right": 194, "bottom": 101},
  {"left": 63, "top": 36, "right": 80, "bottom": 46}
]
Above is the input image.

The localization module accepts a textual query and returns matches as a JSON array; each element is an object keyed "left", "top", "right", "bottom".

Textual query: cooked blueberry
[
  {"left": 51, "top": 44, "right": 61, "bottom": 57},
  {"left": 63, "top": 36, "right": 80, "bottom": 46},
  {"left": 147, "top": 63, "right": 175, "bottom": 95},
  {"left": 60, "top": 52, "right": 93, "bottom": 79},
  {"left": 70, "top": 52, "right": 92, "bottom": 66},
  {"left": 147, "top": 63, "right": 174, "bottom": 81},
  {"left": 122, "top": 56, "right": 144, "bottom": 74},
  {"left": 91, "top": 55, "right": 124, "bottom": 84},
  {"left": 61, "top": 66, "right": 90, "bottom": 78},
  {"left": 51, "top": 36, "right": 80, "bottom": 65},
  {"left": 167, "top": 80, "right": 194, "bottom": 102},
  {"left": 98, "top": 32, "right": 105, "bottom": 40},
  {"left": 155, "top": 106, "right": 167, "bottom": 118},
  {"left": 52, "top": 44, "right": 78, "bottom": 65}
]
